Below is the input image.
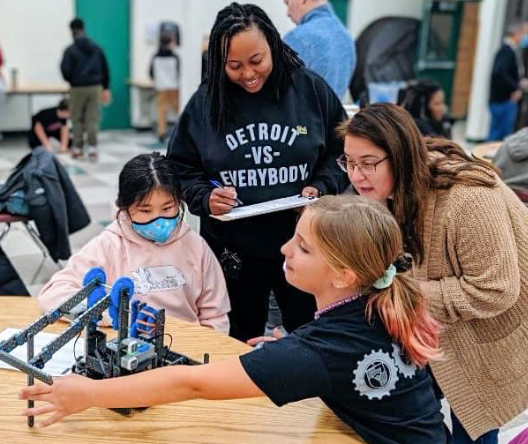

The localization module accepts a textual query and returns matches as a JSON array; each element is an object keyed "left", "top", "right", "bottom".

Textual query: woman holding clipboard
[{"left": 168, "top": 3, "right": 347, "bottom": 341}]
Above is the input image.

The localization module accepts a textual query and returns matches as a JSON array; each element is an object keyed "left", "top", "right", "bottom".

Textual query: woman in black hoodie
[{"left": 168, "top": 3, "right": 348, "bottom": 342}]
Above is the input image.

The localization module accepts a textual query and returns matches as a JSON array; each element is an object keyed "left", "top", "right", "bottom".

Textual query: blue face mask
[
  {"left": 520, "top": 34, "right": 528, "bottom": 49},
  {"left": 131, "top": 214, "right": 181, "bottom": 243}
]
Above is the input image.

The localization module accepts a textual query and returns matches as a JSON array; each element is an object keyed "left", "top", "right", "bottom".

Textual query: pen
[{"left": 209, "top": 180, "right": 244, "bottom": 206}]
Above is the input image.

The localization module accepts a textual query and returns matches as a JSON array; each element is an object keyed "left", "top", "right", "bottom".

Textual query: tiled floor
[{"left": 0, "top": 128, "right": 526, "bottom": 442}]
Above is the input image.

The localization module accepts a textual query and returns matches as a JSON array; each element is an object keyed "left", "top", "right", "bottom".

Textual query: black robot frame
[{"left": 0, "top": 267, "right": 207, "bottom": 427}]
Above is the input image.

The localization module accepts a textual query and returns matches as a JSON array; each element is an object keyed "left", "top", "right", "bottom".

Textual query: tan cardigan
[{"left": 414, "top": 175, "right": 528, "bottom": 439}]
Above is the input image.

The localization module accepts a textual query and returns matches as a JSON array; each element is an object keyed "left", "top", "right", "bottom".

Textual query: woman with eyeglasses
[
  {"left": 168, "top": 3, "right": 348, "bottom": 342},
  {"left": 337, "top": 102, "right": 528, "bottom": 444}
]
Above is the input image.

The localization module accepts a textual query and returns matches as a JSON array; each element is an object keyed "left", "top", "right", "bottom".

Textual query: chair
[{"left": 0, "top": 214, "right": 62, "bottom": 269}]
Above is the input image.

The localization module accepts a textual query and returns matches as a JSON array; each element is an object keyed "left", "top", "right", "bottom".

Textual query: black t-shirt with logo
[
  {"left": 29, "top": 107, "right": 66, "bottom": 148},
  {"left": 239, "top": 298, "right": 451, "bottom": 444},
  {"left": 168, "top": 67, "right": 349, "bottom": 259}
]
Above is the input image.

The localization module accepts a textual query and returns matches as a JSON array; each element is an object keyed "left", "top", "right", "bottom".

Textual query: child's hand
[
  {"left": 97, "top": 318, "right": 112, "bottom": 327},
  {"left": 247, "top": 327, "right": 287, "bottom": 346},
  {"left": 97, "top": 310, "right": 113, "bottom": 327},
  {"left": 247, "top": 335, "right": 277, "bottom": 347},
  {"left": 19, "top": 374, "right": 95, "bottom": 427}
]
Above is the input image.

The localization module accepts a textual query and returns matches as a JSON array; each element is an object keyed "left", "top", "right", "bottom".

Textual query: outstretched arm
[
  {"left": 20, "top": 357, "right": 263, "bottom": 428},
  {"left": 34, "top": 122, "right": 52, "bottom": 151}
]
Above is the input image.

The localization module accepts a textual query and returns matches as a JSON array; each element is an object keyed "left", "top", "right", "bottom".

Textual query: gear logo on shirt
[
  {"left": 352, "top": 349, "right": 399, "bottom": 400},
  {"left": 130, "top": 265, "right": 187, "bottom": 295},
  {"left": 391, "top": 343, "right": 417, "bottom": 379}
]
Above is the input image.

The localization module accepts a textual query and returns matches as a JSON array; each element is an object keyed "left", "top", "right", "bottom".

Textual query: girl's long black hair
[
  {"left": 398, "top": 79, "right": 441, "bottom": 121},
  {"left": 116, "top": 152, "right": 184, "bottom": 218},
  {"left": 206, "top": 2, "right": 303, "bottom": 132}
]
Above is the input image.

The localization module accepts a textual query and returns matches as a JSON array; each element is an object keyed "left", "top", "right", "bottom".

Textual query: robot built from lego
[{"left": 0, "top": 267, "right": 207, "bottom": 427}]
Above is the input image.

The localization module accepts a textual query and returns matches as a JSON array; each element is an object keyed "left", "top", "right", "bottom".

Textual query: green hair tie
[{"left": 373, "top": 264, "right": 397, "bottom": 290}]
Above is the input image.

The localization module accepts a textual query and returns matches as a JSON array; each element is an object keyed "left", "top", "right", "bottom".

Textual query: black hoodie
[
  {"left": 489, "top": 43, "right": 519, "bottom": 103},
  {"left": 168, "top": 67, "right": 348, "bottom": 259},
  {"left": 60, "top": 36, "right": 110, "bottom": 89}
]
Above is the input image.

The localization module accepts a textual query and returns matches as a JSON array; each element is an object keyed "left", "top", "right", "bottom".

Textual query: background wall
[
  {"left": 130, "top": 0, "right": 186, "bottom": 86},
  {"left": 76, "top": 0, "right": 130, "bottom": 129},
  {"left": 0, "top": 0, "right": 73, "bottom": 130},
  {"left": 466, "top": 0, "right": 508, "bottom": 140},
  {"left": 348, "top": 0, "right": 423, "bottom": 36},
  {"left": 130, "top": 0, "right": 295, "bottom": 109},
  {"left": 0, "top": 0, "right": 73, "bottom": 84},
  {"left": 0, "top": 0, "right": 502, "bottom": 142},
  {"left": 0, "top": 0, "right": 293, "bottom": 130}
]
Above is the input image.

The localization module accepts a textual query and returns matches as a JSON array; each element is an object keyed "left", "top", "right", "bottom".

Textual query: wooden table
[
  {"left": 0, "top": 297, "right": 364, "bottom": 444},
  {"left": 127, "top": 79, "right": 157, "bottom": 129},
  {"left": 126, "top": 79, "right": 154, "bottom": 91},
  {"left": 472, "top": 141, "right": 502, "bottom": 162},
  {"left": 1, "top": 83, "right": 69, "bottom": 131},
  {"left": 6, "top": 83, "right": 70, "bottom": 95}
]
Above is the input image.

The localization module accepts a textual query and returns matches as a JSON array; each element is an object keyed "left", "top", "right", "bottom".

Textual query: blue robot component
[
  {"left": 82, "top": 267, "right": 107, "bottom": 287},
  {"left": 130, "top": 301, "right": 158, "bottom": 338},
  {"left": 0, "top": 267, "right": 206, "bottom": 426}
]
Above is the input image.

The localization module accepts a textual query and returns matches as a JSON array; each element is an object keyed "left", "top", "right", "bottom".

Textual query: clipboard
[{"left": 210, "top": 195, "right": 318, "bottom": 222}]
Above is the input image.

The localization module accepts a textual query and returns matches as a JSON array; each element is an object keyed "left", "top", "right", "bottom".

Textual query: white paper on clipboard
[{"left": 210, "top": 195, "right": 318, "bottom": 222}]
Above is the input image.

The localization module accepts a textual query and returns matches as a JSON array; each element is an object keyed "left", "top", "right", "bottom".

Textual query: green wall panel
[{"left": 75, "top": 0, "right": 130, "bottom": 129}]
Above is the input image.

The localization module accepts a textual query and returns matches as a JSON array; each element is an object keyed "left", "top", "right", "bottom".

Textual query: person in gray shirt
[{"left": 494, "top": 127, "right": 528, "bottom": 194}]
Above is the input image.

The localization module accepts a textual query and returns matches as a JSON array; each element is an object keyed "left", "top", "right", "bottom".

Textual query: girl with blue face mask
[
  {"left": 124, "top": 169, "right": 183, "bottom": 244},
  {"left": 38, "top": 152, "right": 231, "bottom": 333}
]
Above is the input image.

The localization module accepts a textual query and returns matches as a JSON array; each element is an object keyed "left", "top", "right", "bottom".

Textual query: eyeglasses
[{"left": 336, "top": 154, "right": 388, "bottom": 175}]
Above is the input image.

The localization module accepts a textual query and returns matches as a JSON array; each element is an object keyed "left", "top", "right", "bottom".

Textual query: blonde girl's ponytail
[
  {"left": 309, "top": 195, "right": 442, "bottom": 368},
  {"left": 366, "top": 270, "right": 442, "bottom": 367}
]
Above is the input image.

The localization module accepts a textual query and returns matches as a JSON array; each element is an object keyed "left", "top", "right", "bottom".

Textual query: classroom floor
[{"left": 0, "top": 127, "right": 526, "bottom": 442}]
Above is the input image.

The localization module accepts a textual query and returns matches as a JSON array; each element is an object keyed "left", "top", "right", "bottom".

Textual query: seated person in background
[
  {"left": 38, "top": 152, "right": 230, "bottom": 333},
  {"left": 23, "top": 195, "right": 450, "bottom": 444},
  {"left": 398, "top": 79, "right": 452, "bottom": 139},
  {"left": 493, "top": 127, "right": 528, "bottom": 193},
  {"left": 29, "top": 99, "right": 70, "bottom": 152}
]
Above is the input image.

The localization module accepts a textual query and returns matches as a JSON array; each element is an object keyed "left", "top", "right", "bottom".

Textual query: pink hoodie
[{"left": 38, "top": 216, "right": 230, "bottom": 333}]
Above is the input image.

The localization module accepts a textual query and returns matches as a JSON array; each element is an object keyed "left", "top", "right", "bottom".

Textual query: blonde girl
[{"left": 21, "top": 196, "right": 449, "bottom": 444}]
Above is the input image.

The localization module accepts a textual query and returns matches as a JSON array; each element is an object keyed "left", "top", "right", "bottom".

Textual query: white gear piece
[
  {"left": 391, "top": 343, "right": 417, "bottom": 379},
  {"left": 352, "top": 349, "right": 399, "bottom": 400}
]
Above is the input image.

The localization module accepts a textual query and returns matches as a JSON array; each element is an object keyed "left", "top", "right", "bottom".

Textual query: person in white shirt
[{"left": 149, "top": 32, "right": 180, "bottom": 143}]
